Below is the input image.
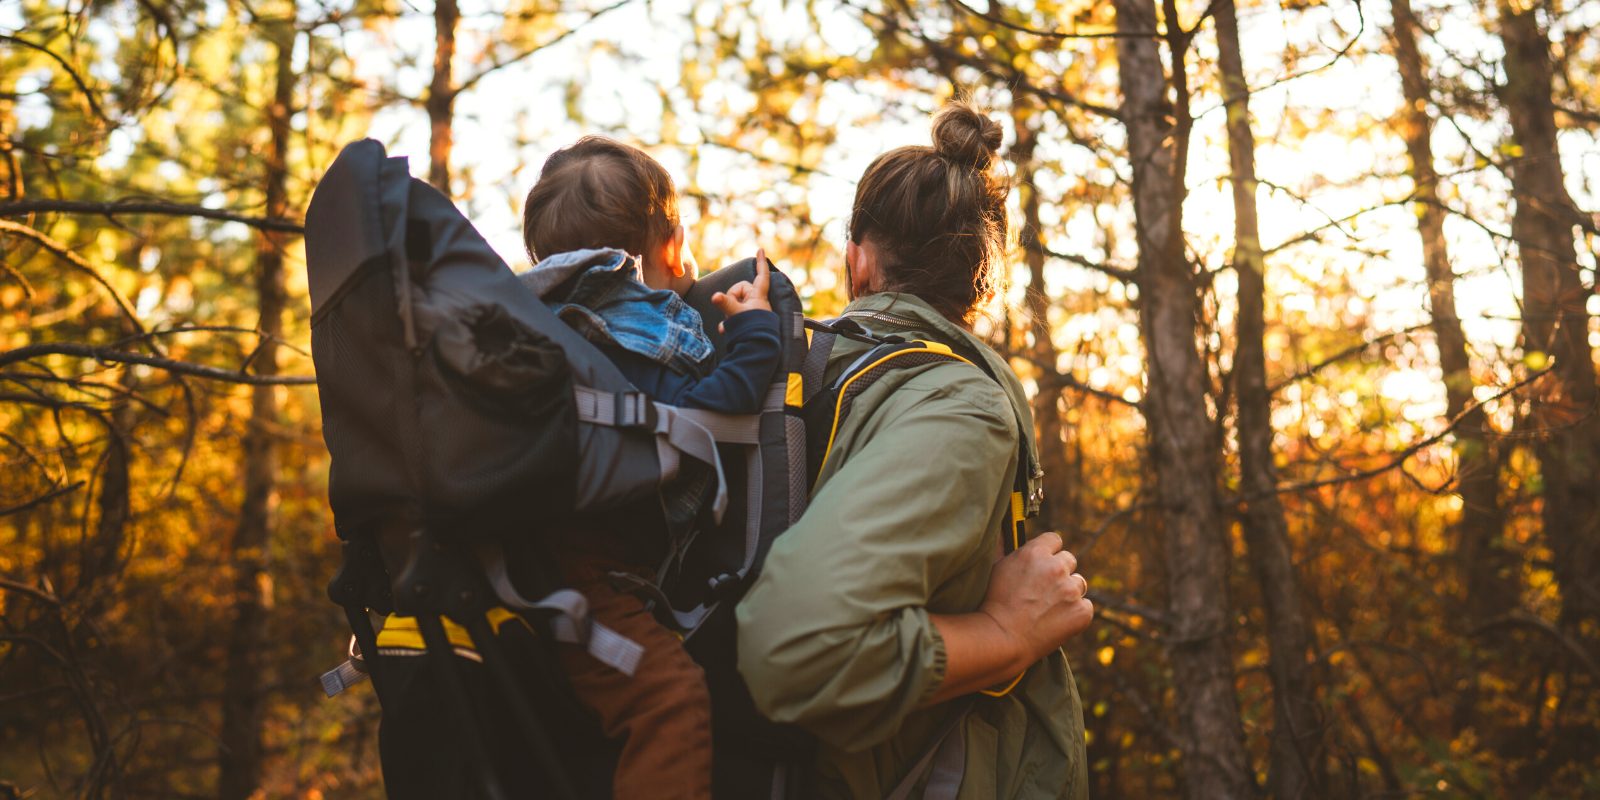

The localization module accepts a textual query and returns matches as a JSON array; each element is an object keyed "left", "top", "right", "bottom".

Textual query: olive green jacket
[{"left": 735, "top": 293, "right": 1088, "bottom": 799}]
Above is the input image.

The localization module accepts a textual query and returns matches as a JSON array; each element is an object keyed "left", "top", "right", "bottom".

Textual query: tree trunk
[
  {"left": 428, "top": 0, "right": 459, "bottom": 194},
  {"left": 1012, "top": 111, "right": 1075, "bottom": 532},
  {"left": 1497, "top": 0, "right": 1600, "bottom": 626},
  {"left": 217, "top": 22, "right": 293, "bottom": 800},
  {"left": 1114, "top": 1, "right": 1254, "bottom": 797},
  {"left": 1214, "top": 1, "right": 1325, "bottom": 796},
  {"left": 1390, "top": 0, "right": 1512, "bottom": 621}
]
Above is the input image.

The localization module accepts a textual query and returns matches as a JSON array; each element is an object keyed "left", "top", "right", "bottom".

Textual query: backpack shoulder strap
[{"left": 798, "top": 320, "right": 1034, "bottom": 563}]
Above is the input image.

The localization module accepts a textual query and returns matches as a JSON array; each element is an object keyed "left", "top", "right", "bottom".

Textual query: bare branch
[
  {"left": 1036, "top": 368, "right": 1143, "bottom": 409},
  {"left": 945, "top": 0, "right": 1161, "bottom": 40},
  {"left": 1471, "top": 611, "right": 1600, "bottom": 682},
  {"left": 0, "top": 575, "right": 64, "bottom": 605},
  {"left": 0, "top": 199, "right": 305, "bottom": 233},
  {"left": 0, "top": 344, "right": 316, "bottom": 385},
  {"left": 454, "top": 0, "right": 636, "bottom": 96},
  {"left": 0, "top": 34, "right": 112, "bottom": 125},
  {"left": 1268, "top": 324, "right": 1433, "bottom": 395},
  {"left": 1258, "top": 367, "right": 1552, "bottom": 500},
  {"left": 0, "top": 481, "right": 85, "bottom": 517},
  {"left": 0, "top": 219, "right": 147, "bottom": 335},
  {"left": 1025, "top": 240, "right": 1138, "bottom": 282}
]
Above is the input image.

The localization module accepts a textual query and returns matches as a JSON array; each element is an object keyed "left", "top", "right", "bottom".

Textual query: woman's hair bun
[{"left": 931, "top": 101, "right": 1004, "bottom": 169}]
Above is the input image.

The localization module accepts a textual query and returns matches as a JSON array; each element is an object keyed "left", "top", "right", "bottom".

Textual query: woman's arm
[
  {"left": 925, "top": 532, "right": 1093, "bottom": 705},
  {"left": 736, "top": 381, "right": 1017, "bottom": 750}
]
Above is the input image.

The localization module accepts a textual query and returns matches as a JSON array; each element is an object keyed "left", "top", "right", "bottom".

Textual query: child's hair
[
  {"left": 522, "top": 136, "right": 680, "bottom": 262},
  {"left": 848, "top": 102, "right": 1009, "bottom": 324}
]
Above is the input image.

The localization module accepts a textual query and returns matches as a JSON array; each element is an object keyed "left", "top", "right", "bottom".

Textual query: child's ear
[{"left": 665, "top": 225, "right": 687, "bottom": 278}]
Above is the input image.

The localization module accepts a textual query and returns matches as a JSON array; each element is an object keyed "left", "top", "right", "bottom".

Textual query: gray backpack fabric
[{"left": 308, "top": 138, "right": 686, "bottom": 538}]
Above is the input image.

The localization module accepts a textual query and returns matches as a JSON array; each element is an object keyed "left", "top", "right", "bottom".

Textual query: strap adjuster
[{"left": 614, "top": 391, "right": 657, "bottom": 429}]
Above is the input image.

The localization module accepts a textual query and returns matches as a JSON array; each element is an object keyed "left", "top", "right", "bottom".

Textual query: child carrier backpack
[{"left": 306, "top": 139, "right": 1038, "bottom": 799}]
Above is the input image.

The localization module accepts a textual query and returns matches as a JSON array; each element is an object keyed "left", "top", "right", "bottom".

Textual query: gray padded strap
[
  {"left": 924, "top": 724, "right": 967, "bottom": 800},
  {"left": 741, "top": 445, "right": 762, "bottom": 574},
  {"left": 885, "top": 699, "right": 974, "bottom": 800},
  {"left": 663, "top": 406, "right": 762, "bottom": 444},
  {"left": 764, "top": 381, "right": 786, "bottom": 412},
  {"left": 654, "top": 405, "right": 731, "bottom": 522},
  {"left": 478, "top": 544, "right": 645, "bottom": 676},
  {"left": 801, "top": 330, "right": 837, "bottom": 404},
  {"left": 668, "top": 408, "right": 763, "bottom": 576},
  {"left": 573, "top": 387, "right": 735, "bottom": 524}
]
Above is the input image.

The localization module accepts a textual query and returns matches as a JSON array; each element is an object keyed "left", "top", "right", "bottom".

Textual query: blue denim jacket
[{"left": 518, "top": 248, "right": 714, "bottom": 377}]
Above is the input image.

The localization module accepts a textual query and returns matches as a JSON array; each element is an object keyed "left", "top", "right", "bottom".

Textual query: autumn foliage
[{"left": 3, "top": 0, "right": 1599, "bottom": 797}]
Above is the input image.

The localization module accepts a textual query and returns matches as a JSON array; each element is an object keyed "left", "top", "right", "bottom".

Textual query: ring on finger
[{"left": 1073, "top": 572, "right": 1089, "bottom": 598}]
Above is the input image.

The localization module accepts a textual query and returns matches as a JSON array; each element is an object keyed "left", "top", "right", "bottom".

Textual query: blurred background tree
[{"left": 3, "top": 0, "right": 1598, "bottom": 797}]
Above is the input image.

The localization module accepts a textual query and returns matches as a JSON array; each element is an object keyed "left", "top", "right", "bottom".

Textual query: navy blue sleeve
[{"left": 671, "top": 309, "right": 782, "bottom": 414}]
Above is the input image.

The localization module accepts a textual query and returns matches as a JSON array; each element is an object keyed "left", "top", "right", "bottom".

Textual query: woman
[{"left": 736, "top": 103, "right": 1095, "bottom": 798}]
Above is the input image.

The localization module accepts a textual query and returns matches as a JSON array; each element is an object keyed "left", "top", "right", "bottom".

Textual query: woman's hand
[
  {"left": 711, "top": 249, "right": 773, "bottom": 319},
  {"left": 924, "top": 532, "right": 1092, "bottom": 705},
  {"left": 980, "top": 532, "right": 1094, "bottom": 667}
]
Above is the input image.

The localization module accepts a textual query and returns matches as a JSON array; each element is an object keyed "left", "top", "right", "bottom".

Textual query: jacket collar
[{"left": 839, "top": 293, "right": 1009, "bottom": 388}]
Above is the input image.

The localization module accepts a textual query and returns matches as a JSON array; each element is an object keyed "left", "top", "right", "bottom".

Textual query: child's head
[{"left": 522, "top": 136, "right": 691, "bottom": 293}]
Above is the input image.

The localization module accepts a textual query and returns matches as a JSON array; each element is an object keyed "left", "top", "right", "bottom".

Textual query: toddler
[{"left": 519, "top": 135, "right": 778, "bottom": 800}]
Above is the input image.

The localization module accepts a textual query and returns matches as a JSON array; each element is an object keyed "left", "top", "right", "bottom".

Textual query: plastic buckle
[{"left": 615, "top": 391, "right": 658, "bottom": 429}]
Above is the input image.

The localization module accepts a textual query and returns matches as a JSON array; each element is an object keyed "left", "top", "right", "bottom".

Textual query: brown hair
[
  {"left": 848, "top": 102, "right": 1009, "bottom": 324},
  {"left": 522, "top": 136, "right": 679, "bottom": 262}
]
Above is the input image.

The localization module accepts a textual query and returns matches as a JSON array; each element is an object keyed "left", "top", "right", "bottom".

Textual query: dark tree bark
[
  {"left": 216, "top": 22, "right": 294, "bottom": 800},
  {"left": 1496, "top": 0, "right": 1600, "bottom": 627},
  {"left": 1012, "top": 110, "right": 1076, "bottom": 532},
  {"left": 1114, "top": 1, "right": 1254, "bottom": 797},
  {"left": 1391, "top": 0, "right": 1512, "bottom": 621},
  {"left": 428, "top": 0, "right": 460, "bottom": 194},
  {"left": 1214, "top": 1, "right": 1325, "bottom": 796}
]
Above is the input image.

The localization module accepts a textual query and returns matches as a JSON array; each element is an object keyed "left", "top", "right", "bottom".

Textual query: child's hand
[{"left": 711, "top": 249, "right": 773, "bottom": 319}]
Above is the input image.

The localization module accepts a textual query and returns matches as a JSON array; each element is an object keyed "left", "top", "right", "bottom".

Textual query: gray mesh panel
[{"left": 785, "top": 415, "right": 808, "bottom": 525}]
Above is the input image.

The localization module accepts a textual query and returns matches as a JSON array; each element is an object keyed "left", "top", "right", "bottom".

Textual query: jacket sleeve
[
  {"left": 670, "top": 309, "right": 781, "bottom": 413},
  {"left": 734, "top": 379, "right": 1016, "bottom": 751}
]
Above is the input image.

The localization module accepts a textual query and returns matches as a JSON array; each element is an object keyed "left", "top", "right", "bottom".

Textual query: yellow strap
[
  {"left": 375, "top": 607, "right": 525, "bottom": 652},
  {"left": 979, "top": 670, "right": 1027, "bottom": 698},
  {"left": 1009, "top": 491, "right": 1027, "bottom": 552}
]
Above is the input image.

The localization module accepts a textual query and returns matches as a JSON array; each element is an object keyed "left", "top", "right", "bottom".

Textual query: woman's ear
[{"left": 846, "top": 238, "right": 877, "bottom": 297}]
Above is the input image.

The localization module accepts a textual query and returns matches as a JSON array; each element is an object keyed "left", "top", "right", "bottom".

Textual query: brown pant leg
[{"left": 557, "top": 556, "right": 713, "bottom": 800}]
